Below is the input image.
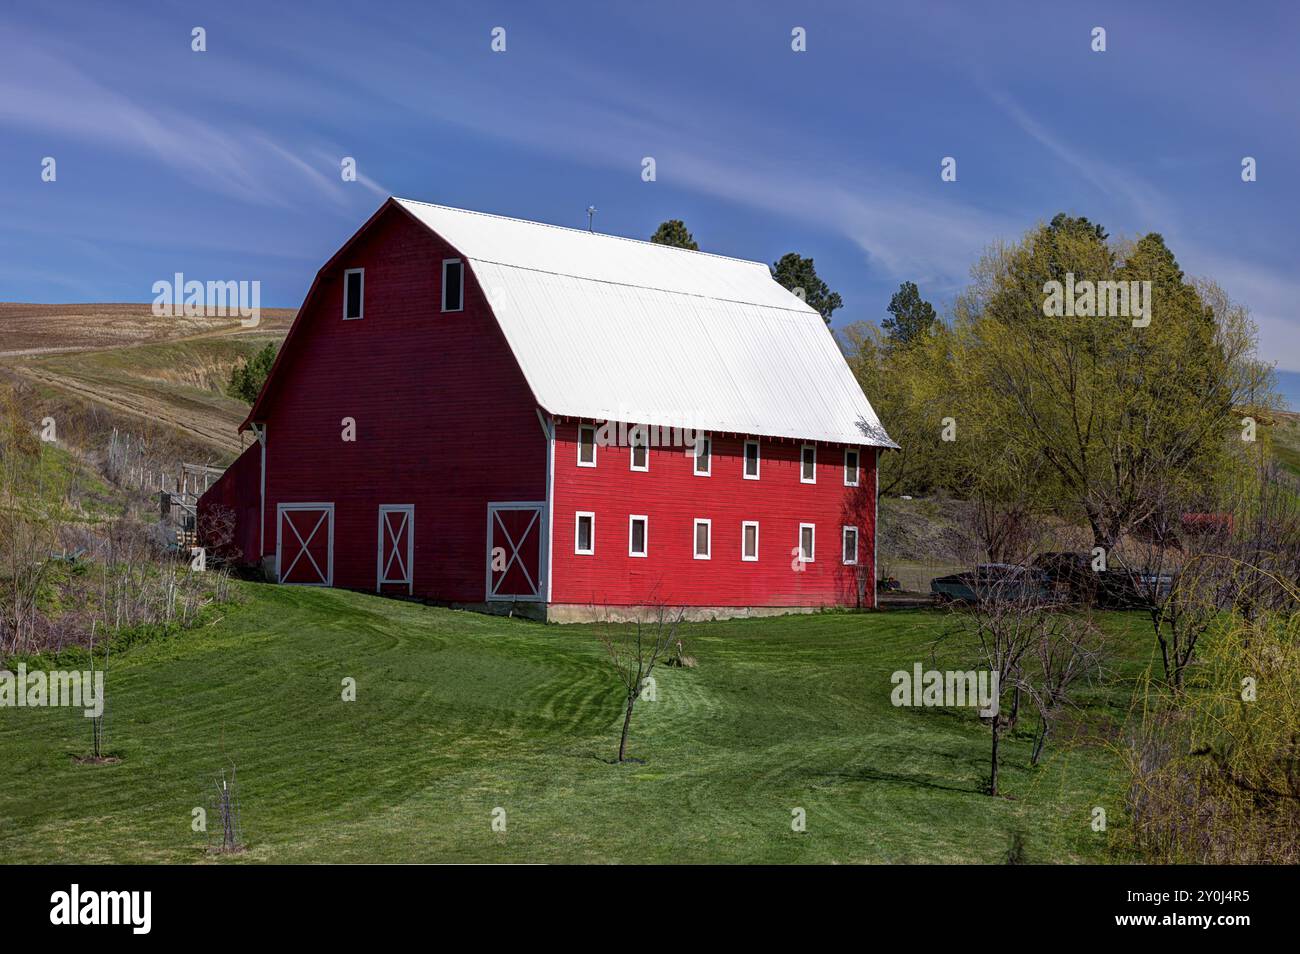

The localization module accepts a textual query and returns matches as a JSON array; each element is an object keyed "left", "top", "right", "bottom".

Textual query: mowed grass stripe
[{"left": 0, "top": 583, "right": 1148, "bottom": 863}]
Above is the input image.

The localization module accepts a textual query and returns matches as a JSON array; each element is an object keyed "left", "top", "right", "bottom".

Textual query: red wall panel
[
  {"left": 197, "top": 440, "right": 261, "bottom": 565},
  {"left": 549, "top": 422, "right": 876, "bottom": 608},
  {"left": 257, "top": 207, "right": 546, "bottom": 602}
]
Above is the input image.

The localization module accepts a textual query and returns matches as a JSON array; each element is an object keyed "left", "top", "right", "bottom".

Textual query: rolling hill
[{"left": 0, "top": 303, "right": 295, "bottom": 466}]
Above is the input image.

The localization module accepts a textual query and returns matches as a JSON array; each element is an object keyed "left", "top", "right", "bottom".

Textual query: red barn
[{"left": 199, "top": 198, "right": 896, "bottom": 621}]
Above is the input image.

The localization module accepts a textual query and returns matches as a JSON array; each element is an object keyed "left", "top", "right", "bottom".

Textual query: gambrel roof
[{"left": 249, "top": 197, "right": 895, "bottom": 447}]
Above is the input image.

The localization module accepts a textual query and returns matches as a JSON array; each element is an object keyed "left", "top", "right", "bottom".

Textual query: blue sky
[{"left": 3, "top": 0, "right": 1298, "bottom": 404}]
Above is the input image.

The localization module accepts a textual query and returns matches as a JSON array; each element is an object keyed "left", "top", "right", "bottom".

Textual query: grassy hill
[{"left": 0, "top": 583, "right": 1153, "bottom": 864}]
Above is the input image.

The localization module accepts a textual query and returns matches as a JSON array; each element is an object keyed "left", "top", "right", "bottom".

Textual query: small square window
[
  {"left": 694, "top": 519, "right": 711, "bottom": 559},
  {"left": 742, "top": 521, "right": 759, "bottom": 561},
  {"left": 629, "top": 515, "right": 648, "bottom": 557},
  {"left": 442, "top": 259, "right": 464, "bottom": 312},
  {"left": 694, "top": 435, "right": 711, "bottom": 476},
  {"left": 575, "top": 512, "right": 595, "bottom": 555},
  {"left": 844, "top": 448, "right": 860, "bottom": 487},
  {"left": 801, "top": 444, "right": 817, "bottom": 483},
  {"left": 842, "top": 526, "right": 859, "bottom": 565},
  {"left": 799, "top": 523, "right": 815, "bottom": 562},
  {"left": 577, "top": 425, "right": 597, "bottom": 467},
  {"left": 744, "top": 440, "right": 760, "bottom": 479},
  {"left": 343, "top": 268, "right": 364, "bottom": 320}
]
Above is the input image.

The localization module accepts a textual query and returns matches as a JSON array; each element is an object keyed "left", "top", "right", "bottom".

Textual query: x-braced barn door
[
  {"left": 486, "top": 502, "right": 546, "bottom": 602},
  {"left": 376, "top": 504, "right": 414, "bottom": 594},
  {"left": 277, "top": 503, "right": 334, "bottom": 586}
]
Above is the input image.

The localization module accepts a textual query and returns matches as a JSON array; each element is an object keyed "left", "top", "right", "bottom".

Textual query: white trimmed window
[
  {"left": 343, "top": 268, "right": 364, "bottom": 320},
  {"left": 743, "top": 440, "right": 760, "bottom": 479},
  {"left": 842, "top": 526, "right": 859, "bottom": 565},
  {"left": 693, "top": 519, "right": 711, "bottom": 559},
  {"left": 741, "top": 521, "right": 759, "bottom": 561},
  {"left": 441, "top": 259, "right": 464, "bottom": 312},
  {"left": 630, "top": 430, "right": 649, "bottom": 472},
  {"left": 628, "top": 515, "right": 648, "bottom": 557},
  {"left": 577, "top": 424, "right": 597, "bottom": 467},
  {"left": 575, "top": 512, "right": 595, "bottom": 555},
  {"left": 799, "top": 523, "right": 815, "bottom": 562},
  {"left": 844, "top": 447, "right": 860, "bottom": 487},
  {"left": 694, "top": 435, "right": 711, "bottom": 476},
  {"left": 801, "top": 444, "right": 817, "bottom": 483}
]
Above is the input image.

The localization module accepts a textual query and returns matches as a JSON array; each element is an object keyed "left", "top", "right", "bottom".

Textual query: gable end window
[
  {"left": 577, "top": 424, "right": 597, "bottom": 467},
  {"left": 442, "top": 259, "right": 464, "bottom": 312},
  {"left": 801, "top": 444, "right": 817, "bottom": 484},
  {"left": 343, "top": 268, "right": 364, "bottom": 320},
  {"left": 743, "top": 440, "right": 760, "bottom": 479},
  {"left": 844, "top": 448, "right": 860, "bottom": 487}
]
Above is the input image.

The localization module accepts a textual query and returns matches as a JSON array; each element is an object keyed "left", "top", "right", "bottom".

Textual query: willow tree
[
  {"left": 842, "top": 319, "right": 956, "bottom": 496},
  {"left": 948, "top": 216, "right": 1275, "bottom": 550}
]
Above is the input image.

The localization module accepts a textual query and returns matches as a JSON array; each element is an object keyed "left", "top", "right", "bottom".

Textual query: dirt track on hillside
[
  {"left": 0, "top": 303, "right": 295, "bottom": 456},
  {"left": 9, "top": 364, "right": 246, "bottom": 454},
  {"left": 0, "top": 302, "right": 296, "bottom": 357}
]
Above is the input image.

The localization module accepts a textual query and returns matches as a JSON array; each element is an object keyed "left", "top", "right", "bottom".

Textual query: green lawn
[{"left": 0, "top": 584, "right": 1154, "bottom": 863}]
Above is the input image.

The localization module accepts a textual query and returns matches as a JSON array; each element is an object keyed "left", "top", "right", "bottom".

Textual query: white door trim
[
  {"left": 486, "top": 501, "right": 547, "bottom": 602},
  {"left": 377, "top": 504, "right": 414, "bottom": 594},
  {"left": 276, "top": 502, "right": 334, "bottom": 587}
]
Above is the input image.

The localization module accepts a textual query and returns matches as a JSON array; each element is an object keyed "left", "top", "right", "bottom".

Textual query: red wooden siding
[
  {"left": 197, "top": 441, "right": 261, "bottom": 565},
  {"left": 549, "top": 422, "right": 876, "bottom": 608},
  {"left": 254, "top": 206, "right": 546, "bottom": 602}
]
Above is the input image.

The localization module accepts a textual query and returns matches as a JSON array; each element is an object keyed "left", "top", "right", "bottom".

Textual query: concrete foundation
[{"left": 542, "top": 603, "right": 828, "bottom": 624}]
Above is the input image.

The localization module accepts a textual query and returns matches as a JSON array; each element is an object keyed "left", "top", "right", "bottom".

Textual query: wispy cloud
[
  {"left": 983, "top": 87, "right": 1171, "bottom": 226},
  {"left": 0, "top": 26, "right": 379, "bottom": 210}
]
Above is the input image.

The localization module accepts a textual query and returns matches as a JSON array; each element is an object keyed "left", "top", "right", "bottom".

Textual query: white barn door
[{"left": 376, "top": 504, "right": 414, "bottom": 594}]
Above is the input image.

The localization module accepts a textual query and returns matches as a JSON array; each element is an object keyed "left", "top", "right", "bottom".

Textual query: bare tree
[
  {"left": 1114, "top": 457, "right": 1300, "bottom": 691},
  {"left": 88, "top": 621, "right": 108, "bottom": 760},
  {"left": 208, "top": 763, "right": 244, "bottom": 853},
  {"left": 959, "top": 587, "right": 1046, "bottom": 795},
  {"left": 196, "top": 503, "right": 242, "bottom": 565},
  {"left": 1021, "top": 612, "right": 1106, "bottom": 765},
  {"left": 596, "top": 605, "right": 685, "bottom": 763}
]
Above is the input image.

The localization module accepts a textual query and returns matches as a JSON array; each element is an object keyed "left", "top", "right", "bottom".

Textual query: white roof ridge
[
  {"left": 465, "top": 256, "right": 817, "bottom": 317},
  {"left": 392, "top": 196, "right": 772, "bottom": 270}
]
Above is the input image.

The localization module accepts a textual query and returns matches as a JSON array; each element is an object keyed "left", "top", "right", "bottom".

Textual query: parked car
[
  {"left": 1030, "top": 552, "right": 1098, "bottom": 605},
  {"left": 930, "top": 564, "right": 1051, "bottom": 604},
  {"left": 1096, "top": 568, "right": 1175, "bottom": 609},
  {"left": 1027, "top": 551, "right": 1177, "bottom": 609}
]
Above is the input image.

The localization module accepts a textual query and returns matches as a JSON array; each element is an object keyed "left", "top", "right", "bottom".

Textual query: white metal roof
[{"left": 395, "top": 198, "right": 896, "bottom": 447}]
